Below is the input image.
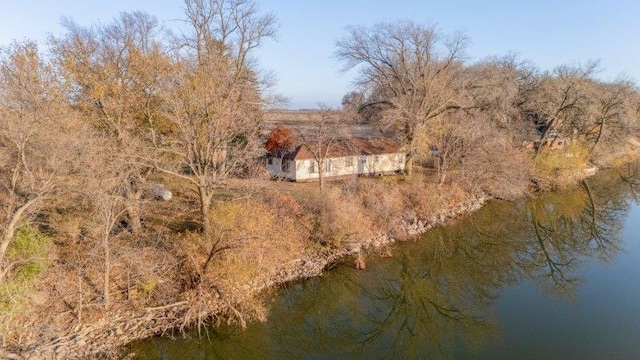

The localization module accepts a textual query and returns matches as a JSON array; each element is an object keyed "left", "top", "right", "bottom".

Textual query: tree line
[
  {"left": 0, "top": 0, "right": 277, "bottom": 305},
  {"left": 337, "top": 21, "right": 640, "bottom": 189}
]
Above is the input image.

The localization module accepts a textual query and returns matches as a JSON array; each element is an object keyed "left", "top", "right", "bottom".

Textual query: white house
[{"left": 266, "top": 138, "right": 405, "bottom": 181}]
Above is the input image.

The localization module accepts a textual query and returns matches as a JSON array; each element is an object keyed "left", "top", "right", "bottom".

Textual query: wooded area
[{"left": 1, "top": 1, "right": 639, "bottom": 357}]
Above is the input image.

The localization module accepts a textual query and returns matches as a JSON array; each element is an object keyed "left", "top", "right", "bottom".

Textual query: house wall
[
  {"left": 293, "top": 153, "right": 405, "bottom": 181},
  {"left": 266, "top": 157, "right": 296, "bottom": 180},
  {"left": 352, "top": 153, "right": 406, "bottom": 177}
]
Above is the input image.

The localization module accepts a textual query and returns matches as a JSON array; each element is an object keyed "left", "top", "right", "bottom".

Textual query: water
[{"left": 130, "top": 165, "right": 640, "bottom": 359}]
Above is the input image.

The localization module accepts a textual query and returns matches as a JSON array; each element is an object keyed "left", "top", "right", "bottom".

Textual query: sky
[{"left": 1, "top": 0, "right": 639, "bottom": 109}]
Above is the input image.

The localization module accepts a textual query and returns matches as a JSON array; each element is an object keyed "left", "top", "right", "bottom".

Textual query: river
[{"left": 129, "top": 164, "right": 640, "bottom": 359}]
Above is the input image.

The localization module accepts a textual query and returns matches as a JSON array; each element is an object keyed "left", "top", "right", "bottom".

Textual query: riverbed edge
[{"left": 2, "top": 190, "right": 492, "bottom": 359}]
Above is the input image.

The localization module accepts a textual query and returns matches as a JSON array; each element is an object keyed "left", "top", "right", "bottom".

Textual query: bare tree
[
  {"left": 83, "top": 138, "right": 134, "bottom": 308},
  {"left": 466, "top": 55, "right": 541, "bottom": 141},
  {"left": 530, "top": 62, "right": 598, "bottom": 152},
  {"left": 427, "top": 113, "right": 474, "bottom": 185},
  {"left": 154, "top": 0, "right": 277, "bottom": 276},
  {"left": 179, "top": 0, "right": 278, "bottom": 75},
  {"left": 340, "top": 91, "right": 366, "bottom": 120},
  {"left": 0, "top": 41, "right": 81, "bottom": 282},
  {"left": 49, "top": 11, "right": 167, "bottom": 234},
  {"left": 454, "top": 113, "right": 533, "bottom": 199},
  {"left": 584, "top": 79, "right": 635, "bottom": 160},
  {"left": 295, "top": 106, "right": 347, "bottom": 193},
  {"left": 336, "top": 21, "right": 470, "bottom": 175}
]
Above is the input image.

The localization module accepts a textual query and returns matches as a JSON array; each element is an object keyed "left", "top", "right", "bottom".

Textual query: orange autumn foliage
[{"left": 265, "top": 125, "right": 297, "bottom": 157}]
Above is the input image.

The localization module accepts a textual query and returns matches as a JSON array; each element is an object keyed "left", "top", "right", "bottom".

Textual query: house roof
[{"left": 283, "top": 137, "right": 403, "bottom": 160}]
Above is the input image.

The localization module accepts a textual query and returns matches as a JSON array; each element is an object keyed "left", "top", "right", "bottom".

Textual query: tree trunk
[
  {"left": 202, "top": 232, "right": 223, "bottom": 274},
  {"left": 199, "top": 187, "right": 213, "bottom": 244},
  {"left": 197, "top": 187, "right": 214, "bottom": 281},
  {"left": 404, "top": 152, "right": 414, "bottom": 176},
  {"left": 77, "top": 273, "right": 83, "bottom": 323},
  {"left": 102, "top": 232, "right": 110, "bottom": 308},
  {"left": 125, "top": 202, "right": 142, "bottom": 234},
  {"left": 318, "top": 160, "right": 325, "bottom": 193},
  {"left": 125, "top": 184, "right": 143, "bottom": 234},
  {"left": 588, "top": 119, "right": 605, "bottom": 160},
  {"left": 404, "top": 123, "right": 415, "bottom": 177},
  {"left": 0, "top": 232, "right": 14, "bottom": 283},
  {"left": 437, "top": 153, "right": 447, "bottom": 186}
]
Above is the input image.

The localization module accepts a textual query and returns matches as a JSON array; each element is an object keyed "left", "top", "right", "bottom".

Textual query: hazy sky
[{"left": 1, "top": 0, "right": 638, "bottom": 109}]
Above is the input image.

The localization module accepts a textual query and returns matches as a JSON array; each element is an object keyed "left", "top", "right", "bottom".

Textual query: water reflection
[{"left": 131, "top": 165, "right": 640, "bottom": 359}]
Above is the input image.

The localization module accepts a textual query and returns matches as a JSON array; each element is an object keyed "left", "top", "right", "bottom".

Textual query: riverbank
[
  {"left": 1, "top": 187, "right": 490, "bottom": 359},
  {"left": 131, "top": 165, "right": 640, "bottom": 359},
  {"left": 3, "top": 141, "right": 639, "bottom": 359}
]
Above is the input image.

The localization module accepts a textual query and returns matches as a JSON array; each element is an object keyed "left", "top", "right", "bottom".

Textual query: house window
[
  {"left": 396, "top": 154, "right": 404, "bottom": 163},
  {"left": 281, "top": 160, "right": 289, "bottom": 172},
  {"left": 325, "top": 159, "right": 332, "bottom": 173},
  {"left": 345, "top": 157, "right": 354, "bottom": 167},
  {"left": 310, "top": 160, "right": 317, "bottom": 173},
  {"left": 267, "top": 158, "right": 273, "bottom": 165},
  {"left": 374, "top": 155, "right": 380, "bottom": 163},
  {"left": 360, "top": 156, "right": 367, "bottom": 164}
]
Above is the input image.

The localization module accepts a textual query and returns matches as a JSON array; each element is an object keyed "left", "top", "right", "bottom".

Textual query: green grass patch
[
  {"left": 138, "top": 276, "right": 159, "bottom": 294},
  {"left": 534, "top": 143, "right": 590, "bottom": 189},
  {"left": 1, "top": 226, "right": 52, "bottom": 322},
  {"left": 7, "top": 227, "right": 50, "bottom": 262}
]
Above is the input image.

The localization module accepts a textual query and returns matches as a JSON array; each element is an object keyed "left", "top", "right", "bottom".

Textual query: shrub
[
  {"left": 397, "top": 176, "right": 441, "bottom": 219},
  {"left": 189, "top": 199, "right": 310, "bottom": 294},
  {"left": 352, "top": 178, "right": 404, "bottom": 228},
  {"left": 302, "top": 187, "right": 376, "bottom": 247},
  {"left": 459, "top": 146, "right": 533, "bottom": 200}
]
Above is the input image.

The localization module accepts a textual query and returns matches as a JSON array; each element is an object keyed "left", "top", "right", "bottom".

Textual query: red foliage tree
[{"left": 265, "top": 125, "right": 297, "bottom": 157}]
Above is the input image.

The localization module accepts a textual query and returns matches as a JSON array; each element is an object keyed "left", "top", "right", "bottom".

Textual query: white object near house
[
  {"left": 150, "top": 183, "right": 173, "bottom": 201},
  {"left": 266, "top": 137, "right": 405, "bottom": 181}
]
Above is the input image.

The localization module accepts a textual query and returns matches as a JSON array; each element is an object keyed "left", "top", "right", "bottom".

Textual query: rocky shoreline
[{"left": 2, "top": 194, "right": 490, "bottom": 359}]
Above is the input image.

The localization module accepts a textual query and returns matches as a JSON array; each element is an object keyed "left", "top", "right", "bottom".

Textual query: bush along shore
[{"left": 1, "top": 185, "right": 490, "bottom": 360}]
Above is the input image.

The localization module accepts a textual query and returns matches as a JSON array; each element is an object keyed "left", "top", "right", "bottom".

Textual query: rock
[
  {"left": 379, "top": 248, "right": 393, "bottom": 258},
  {"left": 150, "top": 183, "right": 173, "bottom": 201}
]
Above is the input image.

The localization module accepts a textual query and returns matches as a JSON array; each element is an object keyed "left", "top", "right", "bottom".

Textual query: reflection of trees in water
[
  {"left": 520, "top": 171, "right": 627, "bottom": 300},
  {"left": 618, "top": 162, "right": 640, "bottom": 204},
  {"left": 581, "top": 179, "right": 625, "bottom": 263},
  {"left": 351, "top": 252, "right": 499, "bottom": 360},
  {"left": 346, "top": 169, "right": 632, "bottom": 359},
  {"left": 524, "top": 192, "right": 590, "bottom": 300},
  {"left": 132, "top": 165, "right": 637, "bottom": 359}
]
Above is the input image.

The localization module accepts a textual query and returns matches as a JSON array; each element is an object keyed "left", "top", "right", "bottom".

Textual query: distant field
[
  {"left": 264, "top": 109, "right": 326, "bottom": 123},
  {"left": 264, "top": 109, "right": 386, "bottom": 138}
]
